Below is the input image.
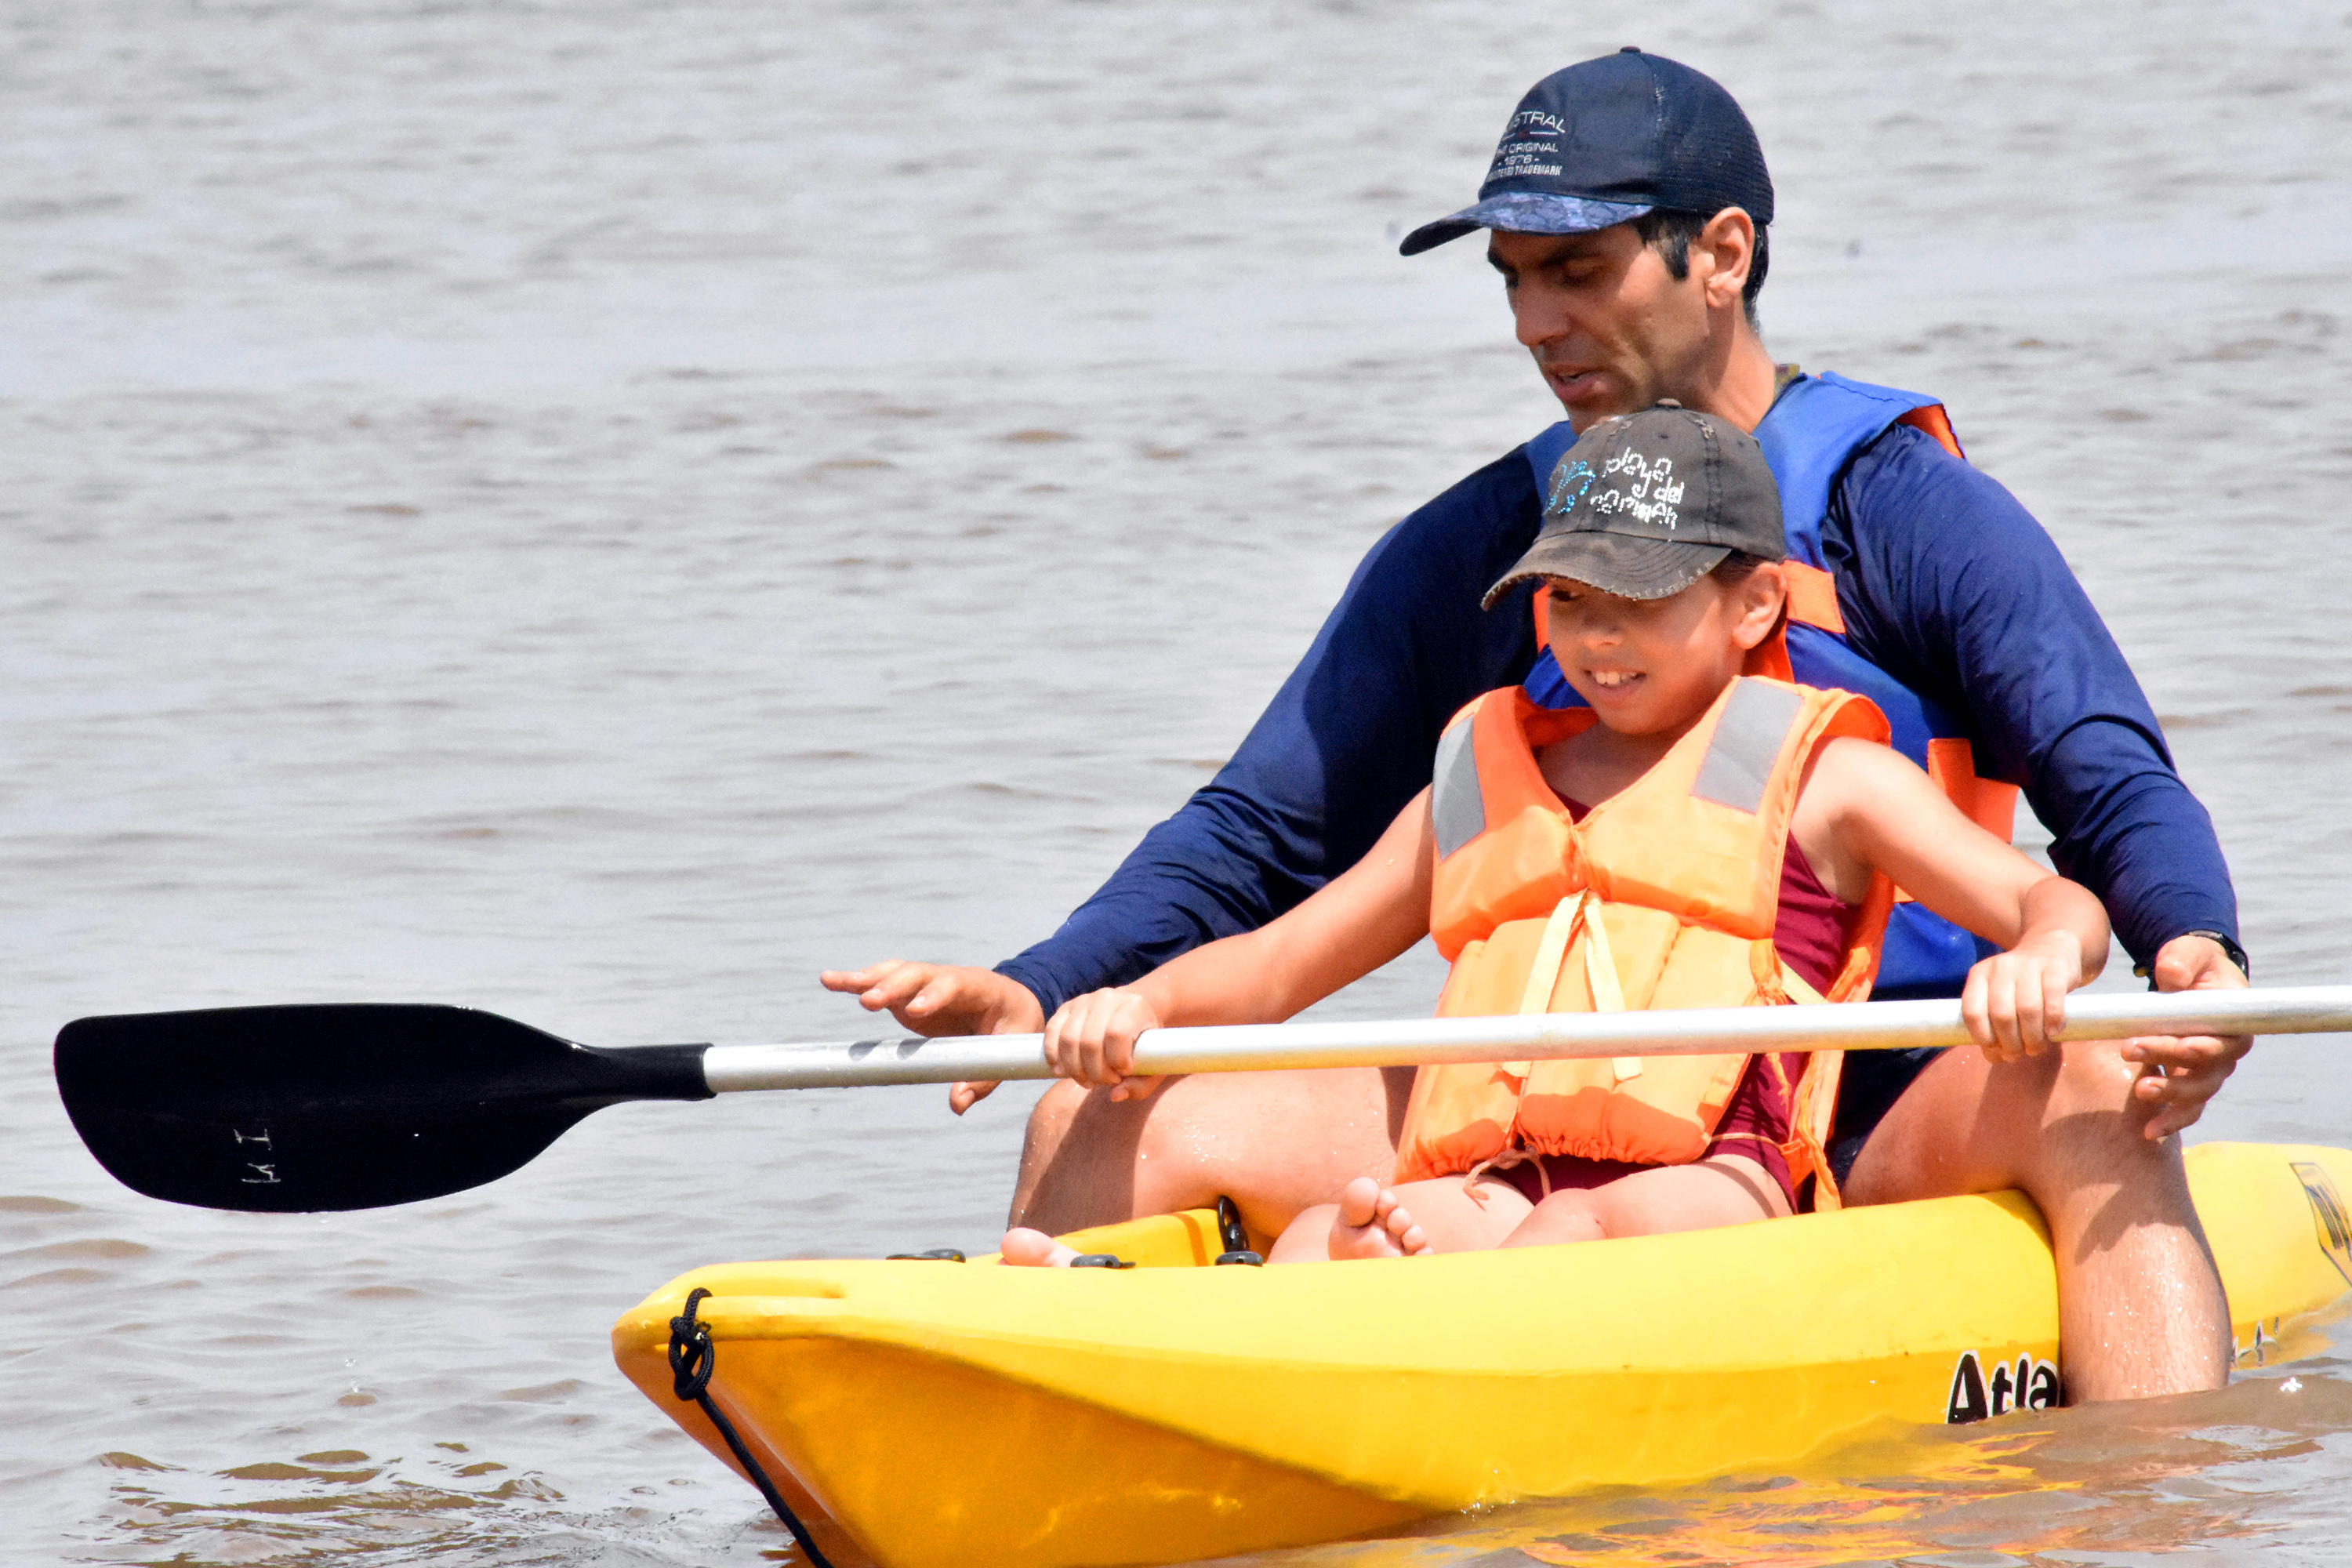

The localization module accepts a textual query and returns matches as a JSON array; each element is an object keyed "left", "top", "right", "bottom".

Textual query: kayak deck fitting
[{"left": 612, "top": 1142, "right": 2352, "bottom": 1568}]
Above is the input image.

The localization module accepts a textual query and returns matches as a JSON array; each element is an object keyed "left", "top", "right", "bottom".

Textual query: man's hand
[
  {"left": 818, "top": 961, "right": 1046, "bottom": 1115},
  {"left": 2118, "top": 934, "right": 2252, "bottom": 1141}
]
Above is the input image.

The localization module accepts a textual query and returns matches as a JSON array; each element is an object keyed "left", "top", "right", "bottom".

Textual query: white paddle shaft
[{"left": 698, "top": 984, "right": 2352, "bottom": 1094}]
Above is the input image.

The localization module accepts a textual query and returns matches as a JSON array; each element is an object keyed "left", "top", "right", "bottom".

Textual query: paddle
[{"left": 56, "top": 987, "right": 2352, "bottom": 1214}]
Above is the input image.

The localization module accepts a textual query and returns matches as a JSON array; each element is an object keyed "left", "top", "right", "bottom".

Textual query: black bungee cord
[{"left": 667, "top": 1287, "right": 837, "bottom": 1568}]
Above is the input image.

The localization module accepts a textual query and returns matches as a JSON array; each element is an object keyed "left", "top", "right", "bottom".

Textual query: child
[{"left": 1004, "top": 404, "right": 2107, "bottom": 1265}]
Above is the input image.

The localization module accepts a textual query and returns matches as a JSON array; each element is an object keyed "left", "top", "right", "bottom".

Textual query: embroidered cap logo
[
  {"left": 1546, "top": 459, "right": 1599, "bottom": 518},
  {"left": 1586, "top": 448, "right": 1686, "bottom": 531},
  {"left": 1486, "top": 108, "right": 1570, "bottom": 183}
]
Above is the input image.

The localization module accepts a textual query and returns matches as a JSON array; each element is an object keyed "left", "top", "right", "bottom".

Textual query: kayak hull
[{"left": 613, "top": 1142, "right": 2352, "bottom": 1568}]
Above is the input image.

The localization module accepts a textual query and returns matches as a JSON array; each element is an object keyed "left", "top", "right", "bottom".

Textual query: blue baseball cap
[{"left": 1401, "top": 49, "right": 1774, "bottom": 256}]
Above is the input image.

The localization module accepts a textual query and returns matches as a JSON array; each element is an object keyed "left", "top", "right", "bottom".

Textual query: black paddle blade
[{"left": 54, "top": 1004, "right": 712, "bottom": 1214}]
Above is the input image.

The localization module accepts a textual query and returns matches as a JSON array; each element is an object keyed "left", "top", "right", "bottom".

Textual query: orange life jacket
[{"left": 1394, "top": 673, "right": 1898, "bottom": 1209}]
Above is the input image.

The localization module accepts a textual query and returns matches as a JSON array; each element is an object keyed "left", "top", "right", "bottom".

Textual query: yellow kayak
[{"left": 612, "top": 1141, "right": 2352, "bottom": 1568}]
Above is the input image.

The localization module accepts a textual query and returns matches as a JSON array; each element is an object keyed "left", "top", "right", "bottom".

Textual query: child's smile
[{"left": 1544, "top": 573, "right": 1762, "bottom": 743}]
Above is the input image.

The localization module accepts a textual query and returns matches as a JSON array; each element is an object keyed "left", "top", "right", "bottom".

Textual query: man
[{"left": 825, "top": 50, "right": 2252, "bottom": 1403}]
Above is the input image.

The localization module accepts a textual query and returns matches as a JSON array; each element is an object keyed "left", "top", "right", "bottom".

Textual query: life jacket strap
[
  {"left": 1782, "top": 561, "right": 1846, "bottom": 635},
  {"left": 1748, "top": 938, "right": 1791, "bottom": 1006},
  {"left": 1514, "top": 892, "right": 1584, "bottom": 1018},
  {"left": 1925, "top": 738, "right": 2021, "bottom": 840},
  {"left": 1770, "top": 961, "right": 1848, "bottom": 1211},
  {"left": 1511, "top": 891, "right": 1641, "bottom": 1082},
  {"left": 1896, "top": 401, "right": 1965, "bottom": 459},
  {"left": 1461, "top": 1143, "right": 1552, "bottom": 1206}
]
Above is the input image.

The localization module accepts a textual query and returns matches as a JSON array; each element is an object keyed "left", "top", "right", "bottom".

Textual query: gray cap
[{"left": 1483, "top": 404, "right": 1784, "bottom": 608}]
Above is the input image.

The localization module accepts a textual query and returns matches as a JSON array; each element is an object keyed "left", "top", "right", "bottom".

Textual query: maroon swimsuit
[{"left": 1490, "top": 800, "right": 1857, "bottom": 1210}]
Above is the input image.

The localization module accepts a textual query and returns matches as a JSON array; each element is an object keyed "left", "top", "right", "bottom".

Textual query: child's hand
[
  {"left": 1960, "top": 929, "right": 2085, "bottom": 1062},
  {"left": 818, "top": 961, "right": 1046, "bottom": 1115},
  {"left": 1042, "top": 987, "right": 1168, "bottom": 1102}
]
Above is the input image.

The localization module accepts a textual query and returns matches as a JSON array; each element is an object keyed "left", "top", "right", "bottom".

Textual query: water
[{"left": 5, "top": 0, "right": 2351, "bottom": 1563}]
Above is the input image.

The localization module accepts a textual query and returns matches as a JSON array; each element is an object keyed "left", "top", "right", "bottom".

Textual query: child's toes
[
  {"left": 1335, "top": 1176, "right": 1384, "bottom": 1229},
  {"left": 1000, "top": 1227, "right": 1077, "bottom": 1267},
  {"left": 1384, "top": 1205, "right": 1433, "bottom": 1257},
  {"left": 1327, "top": 1205, "right": 1405, "bottom": 1260}
]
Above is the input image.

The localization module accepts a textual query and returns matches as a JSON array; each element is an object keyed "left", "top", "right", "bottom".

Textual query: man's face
[{"left": 1488, "top": 225, "right": 1714, "bottom": 431}]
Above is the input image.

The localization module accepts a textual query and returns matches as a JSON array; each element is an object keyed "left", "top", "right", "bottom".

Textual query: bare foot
[
  {"left": 1327, "top": 1176, "right": 1432, "bottom": 1259},
  {"left": 1000, "top": 1226, "right": 1079, "bottom": 1267}
]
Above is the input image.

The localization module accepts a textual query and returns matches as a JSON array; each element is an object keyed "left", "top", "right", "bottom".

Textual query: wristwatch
[{"left": 2132, "top": 929, "right": 2251, "bottom": 985}]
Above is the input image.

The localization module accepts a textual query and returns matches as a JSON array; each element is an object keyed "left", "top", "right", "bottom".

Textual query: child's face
[{"left": 1543, "top": 566, "right": 1784, "bottom": 737}]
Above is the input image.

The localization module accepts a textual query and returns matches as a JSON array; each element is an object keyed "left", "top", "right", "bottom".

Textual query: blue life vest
[{"left": 1519, "top": 372, "right": 2009, "bottom": 1000}]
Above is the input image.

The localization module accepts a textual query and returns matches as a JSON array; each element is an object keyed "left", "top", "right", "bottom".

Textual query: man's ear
[
  {"left": 1693, "top": 209, "right": 1755, "bottom": 311},
  {"left": 1731, "top": 562, "right": 1788, "bottom": 650}
]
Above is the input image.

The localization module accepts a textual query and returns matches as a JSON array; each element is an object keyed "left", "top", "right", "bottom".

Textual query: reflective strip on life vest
[
  {"left": 1431, "top": 716, "right": 1485, "bottom": 860},
  {"left": 1692, "top": 680, "right": 1806, "bottom": 815}
]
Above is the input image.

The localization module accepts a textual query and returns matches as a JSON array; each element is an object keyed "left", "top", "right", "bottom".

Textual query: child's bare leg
[
  {"left": 1498, "top": 1190, "right": 1608, "bottom": 1247},
  {"left": 1269, "top": 1174, "right": 1531, "bottom": 1261},
  {"left": 1269, "top": 1203, "right": 1339, "bottom": 1261},
  {"left": 1500, "top": 1154, "right": 1790, "bottom": 1248}
]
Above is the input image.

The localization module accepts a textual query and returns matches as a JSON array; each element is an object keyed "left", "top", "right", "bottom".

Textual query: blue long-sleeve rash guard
[{"left": 996, "top": 422, "right": 2239, "bottom": 1017}]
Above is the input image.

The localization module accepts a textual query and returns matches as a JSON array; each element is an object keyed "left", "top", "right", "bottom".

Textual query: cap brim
[
  {"left": 1400, "top": 191, "right": 1655, "bottom": 256},
  {"left": 1483, "top": 532, "right": 1730, "bottom": 609}
]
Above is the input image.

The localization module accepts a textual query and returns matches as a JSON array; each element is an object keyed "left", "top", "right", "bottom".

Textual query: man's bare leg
[
  {"left": 1842, "top": 1040, "right": 2231, "bottom": 1403},
  {"left": 1007, "top": 1065, "right": 1414, "bottom": 1240}
]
